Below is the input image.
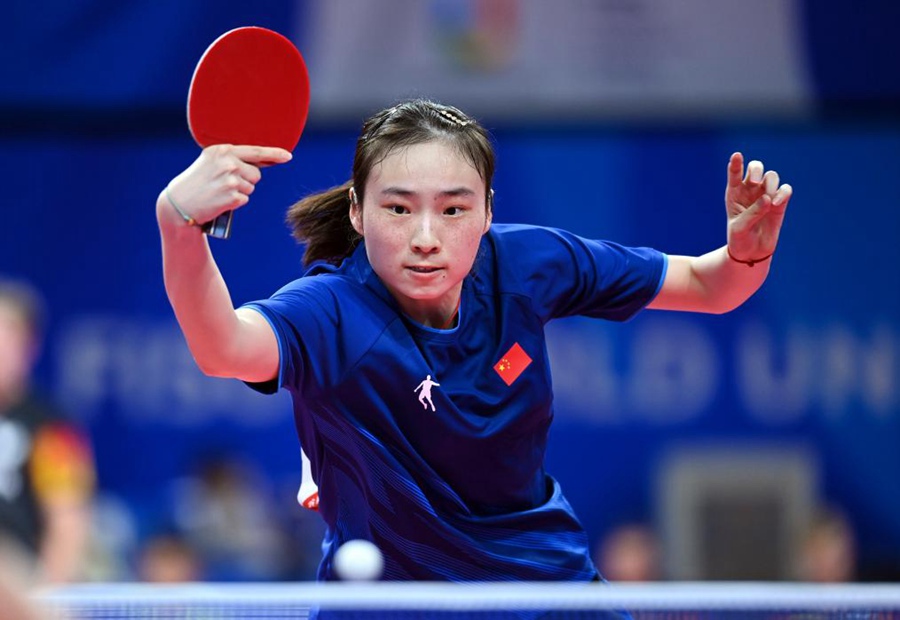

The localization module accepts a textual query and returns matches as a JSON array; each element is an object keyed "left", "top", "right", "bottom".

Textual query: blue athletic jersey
[{"left": 243, "top": 223, "right": 667, "bottom": 582}]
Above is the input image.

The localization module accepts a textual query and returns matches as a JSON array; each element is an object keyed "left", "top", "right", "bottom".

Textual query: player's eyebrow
[{"left": 380, "top": 187, "right": 476, "bottom": 198}]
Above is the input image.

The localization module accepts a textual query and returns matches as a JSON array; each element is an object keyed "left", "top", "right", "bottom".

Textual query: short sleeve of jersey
[
  {"left": 241, "top": 278, "right": 339, "bottom": 396},
  {"left": 491, "top": 225, "right": 667, "bottom": 323}
]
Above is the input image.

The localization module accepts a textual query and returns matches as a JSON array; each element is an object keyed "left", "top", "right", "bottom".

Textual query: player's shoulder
[
  {"left": 486, "top": 223, "right": 583, "bottom": 256},
  {"left": 268, "top": 257, "right": 399, "bottom": 338},
  {"left": 481, "top": 224, "right": 580, "bottom": 277},
  {"left": 277, "top": 255, "right": 366, "bottom": 296},
  {"left": 488, "top": 222, "right": 565, "bottom": 242},
  {"left": 266, "top": 271, "right": 367, "bottom": 321}
]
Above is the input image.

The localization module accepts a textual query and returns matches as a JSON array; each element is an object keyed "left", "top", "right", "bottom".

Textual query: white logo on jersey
[{"left": 413, "top": 375, "right": 441, "bottom": 412}]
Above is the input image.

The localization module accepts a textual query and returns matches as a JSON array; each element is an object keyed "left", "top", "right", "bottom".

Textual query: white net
[{"left": 35, "top": 582, "right": 900, "bottom": 619}]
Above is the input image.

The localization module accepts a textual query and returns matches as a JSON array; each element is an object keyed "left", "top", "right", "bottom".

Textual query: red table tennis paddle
[{"left": 187, "top": 26, "right": 310, "bottom": 238}]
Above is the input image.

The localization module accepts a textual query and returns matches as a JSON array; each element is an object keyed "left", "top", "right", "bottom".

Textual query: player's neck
[
  {"left": 437, "top": 295, "right": 461, "bottom": 330},
  {"left": 397, "top": 288, "right": 462, "bottom": 329}
]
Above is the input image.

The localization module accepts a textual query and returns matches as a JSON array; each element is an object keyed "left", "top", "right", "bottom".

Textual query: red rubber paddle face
[{"left": 188, "top": 26, "right": 310, "bottom": 151}]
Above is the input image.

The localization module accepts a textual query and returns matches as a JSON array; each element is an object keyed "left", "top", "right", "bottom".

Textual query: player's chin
[
  {"left": 402, "top": 285, "right": 450, "bottom": 301},
  {"left": 399, "top": 278, "right": 454, "bottom": 300}
]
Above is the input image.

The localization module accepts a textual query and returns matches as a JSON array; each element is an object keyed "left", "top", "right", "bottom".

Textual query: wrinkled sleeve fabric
[
  {"left": 240, "top": 278, "right": 339, "bottom": 397},
  {"left": 491, "top": 224, "right": 667, "bottom": 323}
]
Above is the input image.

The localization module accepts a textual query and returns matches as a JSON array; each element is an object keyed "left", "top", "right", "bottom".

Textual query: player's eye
[
  {"left": 386, "top": 204, "right": 408, "bottom": 215},
  {"left": 444, "top": 206, "right": 465, "bottom": 216}
]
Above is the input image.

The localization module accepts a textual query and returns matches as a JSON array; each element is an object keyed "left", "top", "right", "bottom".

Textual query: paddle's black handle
[{"left": 202, "top": 211, "right": 233, "bottom": 239}]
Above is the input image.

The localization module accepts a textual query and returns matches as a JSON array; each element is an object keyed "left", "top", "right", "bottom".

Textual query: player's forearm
[
  {"left": 157, "top": 194, "right": 246, "bottom": 377},
  {"left": 652, "top": 247, "right": 769, "bottom": 314},
  {"left": 687, "top": 246, "right": 769, "bottom": 313}
]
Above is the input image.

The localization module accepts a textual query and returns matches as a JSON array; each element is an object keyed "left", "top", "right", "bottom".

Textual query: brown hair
[{"left": 286, "top": 99, "right": 495, "bottom": 266}]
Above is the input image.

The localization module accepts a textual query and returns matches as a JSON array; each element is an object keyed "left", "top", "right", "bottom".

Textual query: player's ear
[
  {"left": 349, "top": 187, "right": 364, "bottom": 236},
  {"left": 482, "top": 189, "right": 493, "bottom": 235}
]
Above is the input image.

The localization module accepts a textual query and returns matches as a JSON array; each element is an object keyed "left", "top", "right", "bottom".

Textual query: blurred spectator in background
[
  {"left": 137, "top": 531, "right": 203, "bottom": 583},
  {"left": 0, "top": 277, "right": 95, "bottom": 584},
  {"left": 168, "top": 455, "right": 290, "bottom": 581},
  {"left": 595, "top": 523, "right": 663, "bottom": 582},
  {"left": 797, "top": 507, "right": 857, "bottom": 582}
]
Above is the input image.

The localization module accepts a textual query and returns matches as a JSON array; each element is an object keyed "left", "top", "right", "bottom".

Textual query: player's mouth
[{"left": 407, "top": 265, "right": 442, "bottom": 274}]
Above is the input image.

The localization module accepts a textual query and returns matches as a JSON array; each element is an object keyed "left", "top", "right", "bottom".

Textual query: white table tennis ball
[{"left": 334, "top": 539, "right": 384, "bottom": 581}]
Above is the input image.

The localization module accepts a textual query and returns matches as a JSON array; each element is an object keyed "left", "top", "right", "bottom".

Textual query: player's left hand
[{"left": 725, "top": 152, "right": 793, "bottom": 263}]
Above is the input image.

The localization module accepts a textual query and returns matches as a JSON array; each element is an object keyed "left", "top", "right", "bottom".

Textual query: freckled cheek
[
  {"left": 366, "top": 224, "right": 407, "bottom": 255},
  {"left": 372, "top": 242, "right": 401, "bottom": 272},
  {"left": 448, "top": 231, "right": 483, "bottom": 271}
]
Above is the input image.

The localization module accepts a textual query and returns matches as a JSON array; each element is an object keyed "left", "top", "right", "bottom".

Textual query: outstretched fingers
[
  {"left": 727, "top": 152, "right": 745, "bottom": 189},
  {"left": 771, "top": 183, "right": 793, "bottom": 210},
  {"left": 230, "top": 145, "right": 293, "bottom": 166},
  {"left": 739, "top": 182, "right": 793, "bottom": 230},
  {"left": 744, "top": 159, "right": 764, "bottom": 186},
  {"left": 727, "top": 154, "right": 786, "bottom": 213},
  {"left": 764, "top": 170, "right": 780, "bottom": 197},
  {"left": 735, "top": 193, "right": 774, "bottom": 230}
]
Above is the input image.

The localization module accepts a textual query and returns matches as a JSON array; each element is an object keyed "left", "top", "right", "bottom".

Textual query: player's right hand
[{"left": 159, "top": 145, "right": 292, "bottom": 227}]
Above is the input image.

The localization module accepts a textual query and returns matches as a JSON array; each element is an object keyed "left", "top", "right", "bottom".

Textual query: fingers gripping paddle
[{"left": 187, "top": 26, "right": 310, "bottom": 238}]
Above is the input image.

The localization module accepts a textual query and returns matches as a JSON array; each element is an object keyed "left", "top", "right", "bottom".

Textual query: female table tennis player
[{"left": 156, "top": 99, "right": 792, "bottom": 583}]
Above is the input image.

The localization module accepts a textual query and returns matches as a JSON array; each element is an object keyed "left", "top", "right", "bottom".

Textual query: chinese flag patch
[{"left": 494, "top": 342, "right": 532, "bottom": 386}]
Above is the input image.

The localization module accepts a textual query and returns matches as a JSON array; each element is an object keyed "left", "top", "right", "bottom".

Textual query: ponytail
[{"left": 286, "top": 180, "right": 361, "bottom": 267}]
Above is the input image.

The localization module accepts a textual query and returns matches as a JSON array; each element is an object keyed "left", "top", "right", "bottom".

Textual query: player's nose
[{"left": 411, "top": 214, "right": 440, "bottom": 254}]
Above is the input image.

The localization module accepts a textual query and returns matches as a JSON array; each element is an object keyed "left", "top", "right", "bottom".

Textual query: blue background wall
[{"left": 4, "top": 1, "right": 899, "bottom": 580}]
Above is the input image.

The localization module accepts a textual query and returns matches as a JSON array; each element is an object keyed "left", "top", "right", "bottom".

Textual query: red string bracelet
[{"left": 727, "top": 247, "right": 773, "bottom": 267}]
